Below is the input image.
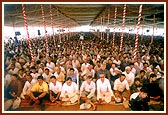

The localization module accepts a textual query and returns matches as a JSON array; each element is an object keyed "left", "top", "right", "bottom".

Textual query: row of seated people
[{"left": 4, "top": 70, "right": 163, "bottom": 111}]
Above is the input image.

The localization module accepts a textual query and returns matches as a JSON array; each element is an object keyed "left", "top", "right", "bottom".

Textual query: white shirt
[
  {"left": 7, "top": 62, "right": 22, "bottom": 70},
  {"left": 8, "top": 68, "right": 19, "bottom": 74},
  {"left": 60, "top": 82, "right": 78, "bottom": 98},
  {"left": 30, "top": 73, "right": 40, "bottom": 79},
  {"left": 131, "top": 68, "right": 136, "bottom": 75},
  {"left": 109, "top": 67, "right": 118, "bottom": 76},
  {"left": 72, "top": 60, "right": 80, "bottom": 69},
  {"left": 81, "top": 63, "right": 90, "bottom": 72},
  {"left": 130, "top": 92, "right": 140, "bottom": 100},
  {"left": 46, "top": 62, "right": 55, "bottom": 73},
  {"left": 113, "top": 60, "right": 121, "bottom": 66},
  {"left": 42, "top": 72, "right": 53, "bottom": 83},
  {"left": 80, "top": 81, "right": 95, "bottom": 98},
  {"left": 49, "top": 81, "right": 62, "bottom": 94},
  {"left": 113, "top": 78, "right": 130, "bottom": 92},
  {"left": 96, "top": 78, "right": 113, "bottom": 95},
  {"left": 134, "top": 62, "right": 143, "bottom": 70},
  {"left": 22, "top": 79, "right": 37, "bottom": 95},
  {"left": 123, "top": 71, "right": 135, "bottom": 87},
  {"left": 81, "top": 68, "right": 95, "bottom": 78}
]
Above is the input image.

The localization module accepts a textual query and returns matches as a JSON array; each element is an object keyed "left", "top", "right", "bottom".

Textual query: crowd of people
[{"left": 4, "top": 32, "right": 164, "bottom": 111}]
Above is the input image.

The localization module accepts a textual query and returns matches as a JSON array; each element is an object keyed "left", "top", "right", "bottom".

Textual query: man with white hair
[
  {"left": 81, "top": 64, "right": 95, "bottom": 81},
  {"left": 122, "top": 66, "right": 135, "bottom": 87},
  {"left": 96, "top": 63, "right": 110, "bottom": 80}
]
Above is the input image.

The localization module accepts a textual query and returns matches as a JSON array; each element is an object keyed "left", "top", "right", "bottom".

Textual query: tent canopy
[{"left": 4, "top": 3, "right": 164, "bottom": 30}]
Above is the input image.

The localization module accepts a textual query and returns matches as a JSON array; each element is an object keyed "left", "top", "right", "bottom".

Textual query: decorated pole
[
  {"left": 50, "top": 4, "right": 56, "bottom": 50},
  {"left": 120, "top": 4, "right": 126, "bottom": 52},
  {"left": 133, "top": 5, "right": 143, "bottom": 60},
  {"left": 57, "top": 7, "right": 61, "bottom": 43},
  {"left": 119, "top": 4, "right": 126, "bottom": 52},
  {"left": 112, "top": 7, "right": 117, "bottom": 48},
  {"left": 41, "top": 4, "right": 49, "bottom": 57},
  {"left": 22, "top": 4, "right": 34, "bottom": 62},
  {"left": 107, "top": 8, "right": 110, "bottom": 43}
]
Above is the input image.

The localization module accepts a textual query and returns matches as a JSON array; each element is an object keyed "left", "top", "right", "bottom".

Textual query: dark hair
[
  {"left": 45, "top": 68, "right": 49, "bottom": 71},
  {"left": 30, "top": 66, "right": 36, "bottom": 70},
  {"left": 119, "top": 74, "right": 126, "bottom": 77},
  {"left": 12, "top": 74, "right": 19, "bottom": 78},
  {"left": 11, "top": 58, "right": 16, "bottom": 61},
  {"left": 37, "top": 76, "right": 43, "bottom": 80},
  {"left": 150, "top": 73, "right": 157, "bottom": 78},
  {"left": 70, "top": 68, "right": 74, "bottom": 71},
  {"left": 129, "top": 63, "right": 134, "bottom": 66},
  {"left": 143, "top": 62, "right": 148, "bottom": 65},
  {"left": 97, "top": 61, "right": 100, "bottom": 63},
  {"left": 50, "top": 76, "right": 56, "bottom": 79},
  {"left": 36, "top": 60, "right": 41, "bottom": 65},
  {"left": 26, "top": 74, "right": 32, "bottom": 78},
  {"left": 134, "top": 78, "right": 140, "bottom": 82},
  {"left": 140, "top": 87, "right": 148, "bottom": 93},
  {"left": 140, "top": 70, "right": 145, "bottom": 73},
  {"left": 87, "top": 75, "right": 93, "bottom": 79},
  {"left": 19, "top": 68, "right": 24, "bottom": 71},
  {"left": 66, "top": 77, "right": 72, "bottom": 81}
]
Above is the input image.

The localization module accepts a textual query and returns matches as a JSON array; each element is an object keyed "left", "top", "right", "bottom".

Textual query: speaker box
[{"left": 38, "top": 30, "right": 41, "bottom": 35}]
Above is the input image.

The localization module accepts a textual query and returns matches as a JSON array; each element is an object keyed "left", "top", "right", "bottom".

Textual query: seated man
[
  {"left": 49, "top": 76, "right": 62, "bottom": 103},
  {"left": 20, "top": 74, "right": 37, "bottom": 100},
  {"left": 130, "top": 78, "right": 143, "bottom": 94},
  {"left": 67, "top": 68, "right": 78, "bottom": 84},
  {"left": 96, "top": 73, "right": 115, "bottom": 104},
  {"left": 113, "top": 74, "right": 131, "bottom": 102},
  {"left": 80, "top": 75, "right": 97, "bottom": 110},
  {"left": 42, "top": 68, "right": 53, "bottom": 84},
  {"left": 29, "top": 76, "right": 49, "bottom": 110},
  {"left": 129, "top": 87, "right": 149, "bottom": 111},
  {"left": 4, "top": 74, "right": 22, "bottom": 110},
  {"left": 122, "top": 66, "right": 135, "bottom": 87},
  {"left": 60, "top": 77, "right": 79, "bottom": 104},
  {"left": 54, "top": 67, "right": 65, "bottom": 84},
  {"left": 143, "top": 73, "right": 163, "bottom": 101}
]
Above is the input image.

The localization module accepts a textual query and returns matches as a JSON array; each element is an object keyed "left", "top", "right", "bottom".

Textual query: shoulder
[
  {"left": 57, "top": 81, "right": 62, "bottom": 86},
  {"left": 43, "top": 81, "right": 48, "bottom": 86},
  {"left": 130, "top": 92, "right": 140, "bottom": 100}
]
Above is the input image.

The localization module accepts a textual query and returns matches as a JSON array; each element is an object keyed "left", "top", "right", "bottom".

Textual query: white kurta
[
  {"left": 80, "top": 81, "right": 96, "bottom": 99},
  {"left": 49, "top": 81, "right": 62, "bottom": 94},
  {"left": 60, "top": 82, "right": 79, "bottom": 103},
  {"left": 30, "top": 73, "right": 40, "bottom": 80},
  {"left": 109, "top": 67, "right": 118, "bottom": 76},
  {"left": 113, "top": 78, "right": 130, "bottom": 92},
  {"left": 46, "top": 62, "right": 55, "bottom": 73},
  {"left": 123, "top": 71, "right": 135, "bottom": 87},
  {"left": 20, "top": 79, "right": 37, "bottom": 99},
  {"left": 81, "top": 63, "right": 90, "bottom": 72},
  {"left": 42, "top": 72, "right": 53, "bottom": 83},
  {"left": 96, "top": 78, "right": 114, "bottom": 103},
  {"left": 134, "top": 62, "right": 143, "bottom": 70}
]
